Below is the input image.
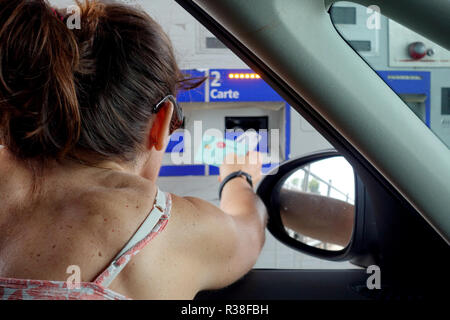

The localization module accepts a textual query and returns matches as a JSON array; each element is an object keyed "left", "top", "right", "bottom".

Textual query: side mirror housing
[{"left": 257, "top": 149, "right": 373, "bottom": 263}]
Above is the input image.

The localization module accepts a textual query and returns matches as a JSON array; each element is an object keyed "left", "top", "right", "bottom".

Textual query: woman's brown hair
[{"left": 0, "top": 0, "right": 203, "bottom": 164}]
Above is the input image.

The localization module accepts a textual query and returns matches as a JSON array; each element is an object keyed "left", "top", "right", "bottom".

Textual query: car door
[{"left": 172, "top": 0, "right": 450, "bottom": 300}]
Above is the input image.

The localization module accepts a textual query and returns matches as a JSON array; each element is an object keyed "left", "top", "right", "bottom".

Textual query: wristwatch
[{"left": 218, "top": 170, "right": 253, "bottom": 200}]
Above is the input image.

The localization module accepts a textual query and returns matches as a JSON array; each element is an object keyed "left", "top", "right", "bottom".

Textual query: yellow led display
[{"left": 228, "top": 73, "right": 261, "bottom": 79}]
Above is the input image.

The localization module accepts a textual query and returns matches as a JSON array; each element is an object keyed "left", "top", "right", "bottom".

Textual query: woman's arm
[
  {"left": 178, "top": 151, "right": 268, "bottom": 291},
  {"left": 279, "top": 189, "right": 354, "bottom": 246}
]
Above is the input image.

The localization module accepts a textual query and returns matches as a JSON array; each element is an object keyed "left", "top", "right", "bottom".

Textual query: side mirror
[{"left": 257, "top": 150, "right": 365, "bottom": 261}]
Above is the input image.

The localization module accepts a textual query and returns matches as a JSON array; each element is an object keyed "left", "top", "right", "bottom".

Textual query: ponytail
[{"left": 0, "top": 0, "right": 81, "bottom": 160}]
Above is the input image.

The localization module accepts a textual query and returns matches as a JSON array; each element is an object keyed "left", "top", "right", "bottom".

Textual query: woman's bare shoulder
[{"left": 155, "top": 193, "right": 239, "bottom": 272}]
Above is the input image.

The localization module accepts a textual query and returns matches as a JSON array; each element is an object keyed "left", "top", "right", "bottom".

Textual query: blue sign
[{"left": 208, "top": 69, "right": 283, "bottom": 102}]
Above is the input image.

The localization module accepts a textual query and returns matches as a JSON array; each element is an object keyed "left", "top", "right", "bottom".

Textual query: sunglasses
[{"left": 152, "top": 95, "right": 184, "bottom": 135}]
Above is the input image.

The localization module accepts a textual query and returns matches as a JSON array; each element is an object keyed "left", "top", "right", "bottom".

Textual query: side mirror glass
[{"left": 279, "top": 156, "right": 355, "bottom": 251}]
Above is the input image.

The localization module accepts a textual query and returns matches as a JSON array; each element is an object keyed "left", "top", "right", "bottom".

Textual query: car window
[
  {"left": 330, "top": 1, "right": 450, "bottom": 149},
  {"left": 118, "top": 0, "right": 358, "bottom": 270}
]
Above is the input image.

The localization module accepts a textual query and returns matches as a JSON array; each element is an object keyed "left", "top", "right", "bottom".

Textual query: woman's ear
[{"left": 147, "top": 101, "right": 174, "bottom": 151}]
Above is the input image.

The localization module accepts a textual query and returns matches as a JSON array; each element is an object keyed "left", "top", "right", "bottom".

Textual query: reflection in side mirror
[{"left": 279, "top": 156, "right": 355, "bottom": 251}]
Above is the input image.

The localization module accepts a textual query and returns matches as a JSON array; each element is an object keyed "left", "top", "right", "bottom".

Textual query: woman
[{"left": 0, "top": 0, "right": 267, "bottom": 300}]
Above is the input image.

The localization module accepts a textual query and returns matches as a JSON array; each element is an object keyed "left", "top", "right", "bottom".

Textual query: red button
[{"left": 408, "top": 42, "right": 427, "bottom": 60}]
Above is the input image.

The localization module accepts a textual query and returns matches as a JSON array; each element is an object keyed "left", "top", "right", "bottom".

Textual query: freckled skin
[{"left": 0, "top": 106, "right": 267, "bottom": 299}]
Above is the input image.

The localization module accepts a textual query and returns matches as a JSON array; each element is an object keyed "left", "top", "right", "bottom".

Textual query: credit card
[
  {"left": 235, "top": 130, "right": 261, "bottom": 151},
  {"left": 195, "top": 132, "right": 261, "bottom": 166}
]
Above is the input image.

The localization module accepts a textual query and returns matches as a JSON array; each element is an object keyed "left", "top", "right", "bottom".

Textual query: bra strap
[{"left": 93, "top": 188, "right": 171, "bottom": 288}]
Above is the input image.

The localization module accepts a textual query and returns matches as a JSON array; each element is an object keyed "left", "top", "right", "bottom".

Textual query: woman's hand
[{"left": 219, "top": 151, "right": 263, "bottom": 184}]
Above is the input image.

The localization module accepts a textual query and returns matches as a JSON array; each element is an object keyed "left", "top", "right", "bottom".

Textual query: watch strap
[{"left": 218, "top": 170, "right": 253, "bottom": 200}]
